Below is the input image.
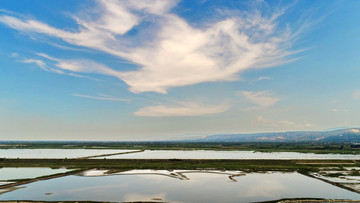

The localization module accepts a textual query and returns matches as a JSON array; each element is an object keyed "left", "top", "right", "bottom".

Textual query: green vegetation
[
  {"left": 324, "top": 172, "right": 345, "bottom": 177},
  {"left": 0, "top": 158, "right": 359, "bottom": 172},
  {"left": 1, "top": 141, "right": 360, "bottom": 154},
  {"left": 350, "top": 169, "right": 360, "bottom": 176}
]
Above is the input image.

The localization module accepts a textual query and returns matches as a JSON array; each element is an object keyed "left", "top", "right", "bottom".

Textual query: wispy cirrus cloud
[
  {"left": 22, "top": 59, "right": 46, "bottom": 69},
  {"left": 251, "top": 76, "right": 272, "bottom": 83},
  {"left": 0, "top": 0, "right": 301, "bottom": 94},
  {"left": 257, "top": 115, "right": 314, "bottom": 128},
  {"left": 21, "top": 58, "right": 64, "bottom": 74},
  {"left": 19, "top": 54, "right": 91, "bottom": 79},
  {"left": 73, "top": 93, "right": 130, "bottom": 102},
  {"left": 238, "top": 90, "right": 280, "bottom": 108},
  {"left": 36, "top": 53, "right": 118, "bottom": 79},
  {"left": 134, "top": 101, "right": 230, "bottom": 117}
]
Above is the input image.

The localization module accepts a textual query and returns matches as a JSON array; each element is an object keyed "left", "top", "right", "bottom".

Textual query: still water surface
[
  {"left": 0, "top": 149, "right": 137, "bottom": 159},
  {"left": 0, "top": 167, "right": 71, "bottom": 180},
  {"left": 95, "top": 150, "right": 360, "bottom": 159},
  {"left": 2, "top": 171, "right": 360, "bottom": 202},
  {"left": 2, "top": 149, "right": 359, "bottom": 160}
]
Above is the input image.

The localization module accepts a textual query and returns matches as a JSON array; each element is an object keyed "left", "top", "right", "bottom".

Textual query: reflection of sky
[
  {"left": 122, "top": 192, "right": 170, "bottom": 203},
  {"left": 0, "top": 168, "right": 70, "bottom": 180},
  {"left": 245, "top": 179, "right": 285, "bottom": 198},
  {"left": 2, "top": 172, "right": 360, "bottom": 202},
  {"left": 97, "top": 150, "right": 360, "bottom": 160},
  {"left": 0, "top": 149, "right": 137, "bottom": 159}
]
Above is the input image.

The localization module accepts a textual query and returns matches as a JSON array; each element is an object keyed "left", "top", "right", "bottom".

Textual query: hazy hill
[{"left": 188, "top": 128, "right": 360, "bottom": 142}]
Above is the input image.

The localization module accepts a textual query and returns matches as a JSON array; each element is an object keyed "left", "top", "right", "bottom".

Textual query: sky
[{"left": 0, "top": 0, "right": 360, "bottom": 141}]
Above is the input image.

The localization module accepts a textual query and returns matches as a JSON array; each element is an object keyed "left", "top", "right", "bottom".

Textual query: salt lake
[
  {"left": 1, "top": 170, "right": 360, "bottom": 202},
  {"left": 0, "top": 149, "right": 138, "bottom": 159},
  {"left": 94, "top": 150, "right": 360, "bottom": 160},
  {"left": 0, "top": 167, "right": 71, "bottom": 181}
]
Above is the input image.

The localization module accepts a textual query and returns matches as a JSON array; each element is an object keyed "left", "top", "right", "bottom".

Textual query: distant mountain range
[{"left": 185, "top": 128, "right": 360, "bottom": 143}]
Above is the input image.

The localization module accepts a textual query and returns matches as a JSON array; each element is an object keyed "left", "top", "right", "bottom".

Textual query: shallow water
[
  {"left": 0, "top": 149, "right": 137, "bottom": 159},
  {"left": 1, "top": 171, "right": 360, "bottom": 202},
  {"left": 0, "top": 168, "right": 71, "bottom": 181},
  {"left": 94, "top": 150, "right": 360, "bottom": 160}
]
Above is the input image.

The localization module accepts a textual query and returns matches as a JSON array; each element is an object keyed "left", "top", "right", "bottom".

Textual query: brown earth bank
[{"left": 0, "top": 169, "right": 85, "bottom": 190}]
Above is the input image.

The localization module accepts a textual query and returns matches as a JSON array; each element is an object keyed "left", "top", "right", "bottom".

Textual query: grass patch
[{"left": 0, "top": 159, "right": 359, "bottom": 172}]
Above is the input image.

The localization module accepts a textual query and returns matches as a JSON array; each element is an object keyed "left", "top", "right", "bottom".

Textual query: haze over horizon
[{"left": 0, "top": 0, "right": 359, "bottom": 141}]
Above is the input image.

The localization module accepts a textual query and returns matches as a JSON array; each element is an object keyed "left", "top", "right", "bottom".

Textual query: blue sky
[{"left": 0, "top": 0, "right": 359, "bottom": 140}]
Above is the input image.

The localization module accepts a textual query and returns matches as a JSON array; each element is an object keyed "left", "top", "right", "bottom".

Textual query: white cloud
[
  {"left": 48, "top": 42, "right": 92, "bottom": 52},
  {"left": 19, "top": 55, "right": 90, "bottom": 79},
  {"left": 240, "top": 90, "right": 280, "bottom": 107},
  {"left": 56, "top": 60, "right": 118, "bottom": 75},
  {"left": 10, "top": 52, "right": 19, "bottom": 58},
  {"left": 257, "top": 115, "right": 314, "bottom": 128},
  {"left": 331, "top": 108, "right": 348, "bottom": 113},
  {"left": 252, "top": 76, "right": 272, "bottom": 82},
  {"left": 21, "top": 58, "right": 61, "bottom": 74},
  {"left": 353, "top": 90, "right": 360, "bottom": 100},
  {"left": 72, "top": 93, "right": 130, "bottom": 102},
  {"left": 0, "top": 0, "right": 300, "bottom": 94},
  {"left": 134, "top": 101, "right": 230, "bottom": 117},
  {"left": 37, "top": 53, "right": 120, "bottom": 78},
  {"left": 256, "top": 115, "right": 266, "bottom": 122},
  {"left": 22, "top": 59, "right": 46, "bottom": 69}
]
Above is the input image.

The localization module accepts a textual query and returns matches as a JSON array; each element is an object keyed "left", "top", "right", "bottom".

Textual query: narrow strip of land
[
  {"left": 0, "top": 159, "right": 359, "bottom": 171},
  {"left": 0, "top": 169, "right": 84, "bottom": 190},
  {"left": 78, "top": 149, "right": 144, "bottom": 159}
]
